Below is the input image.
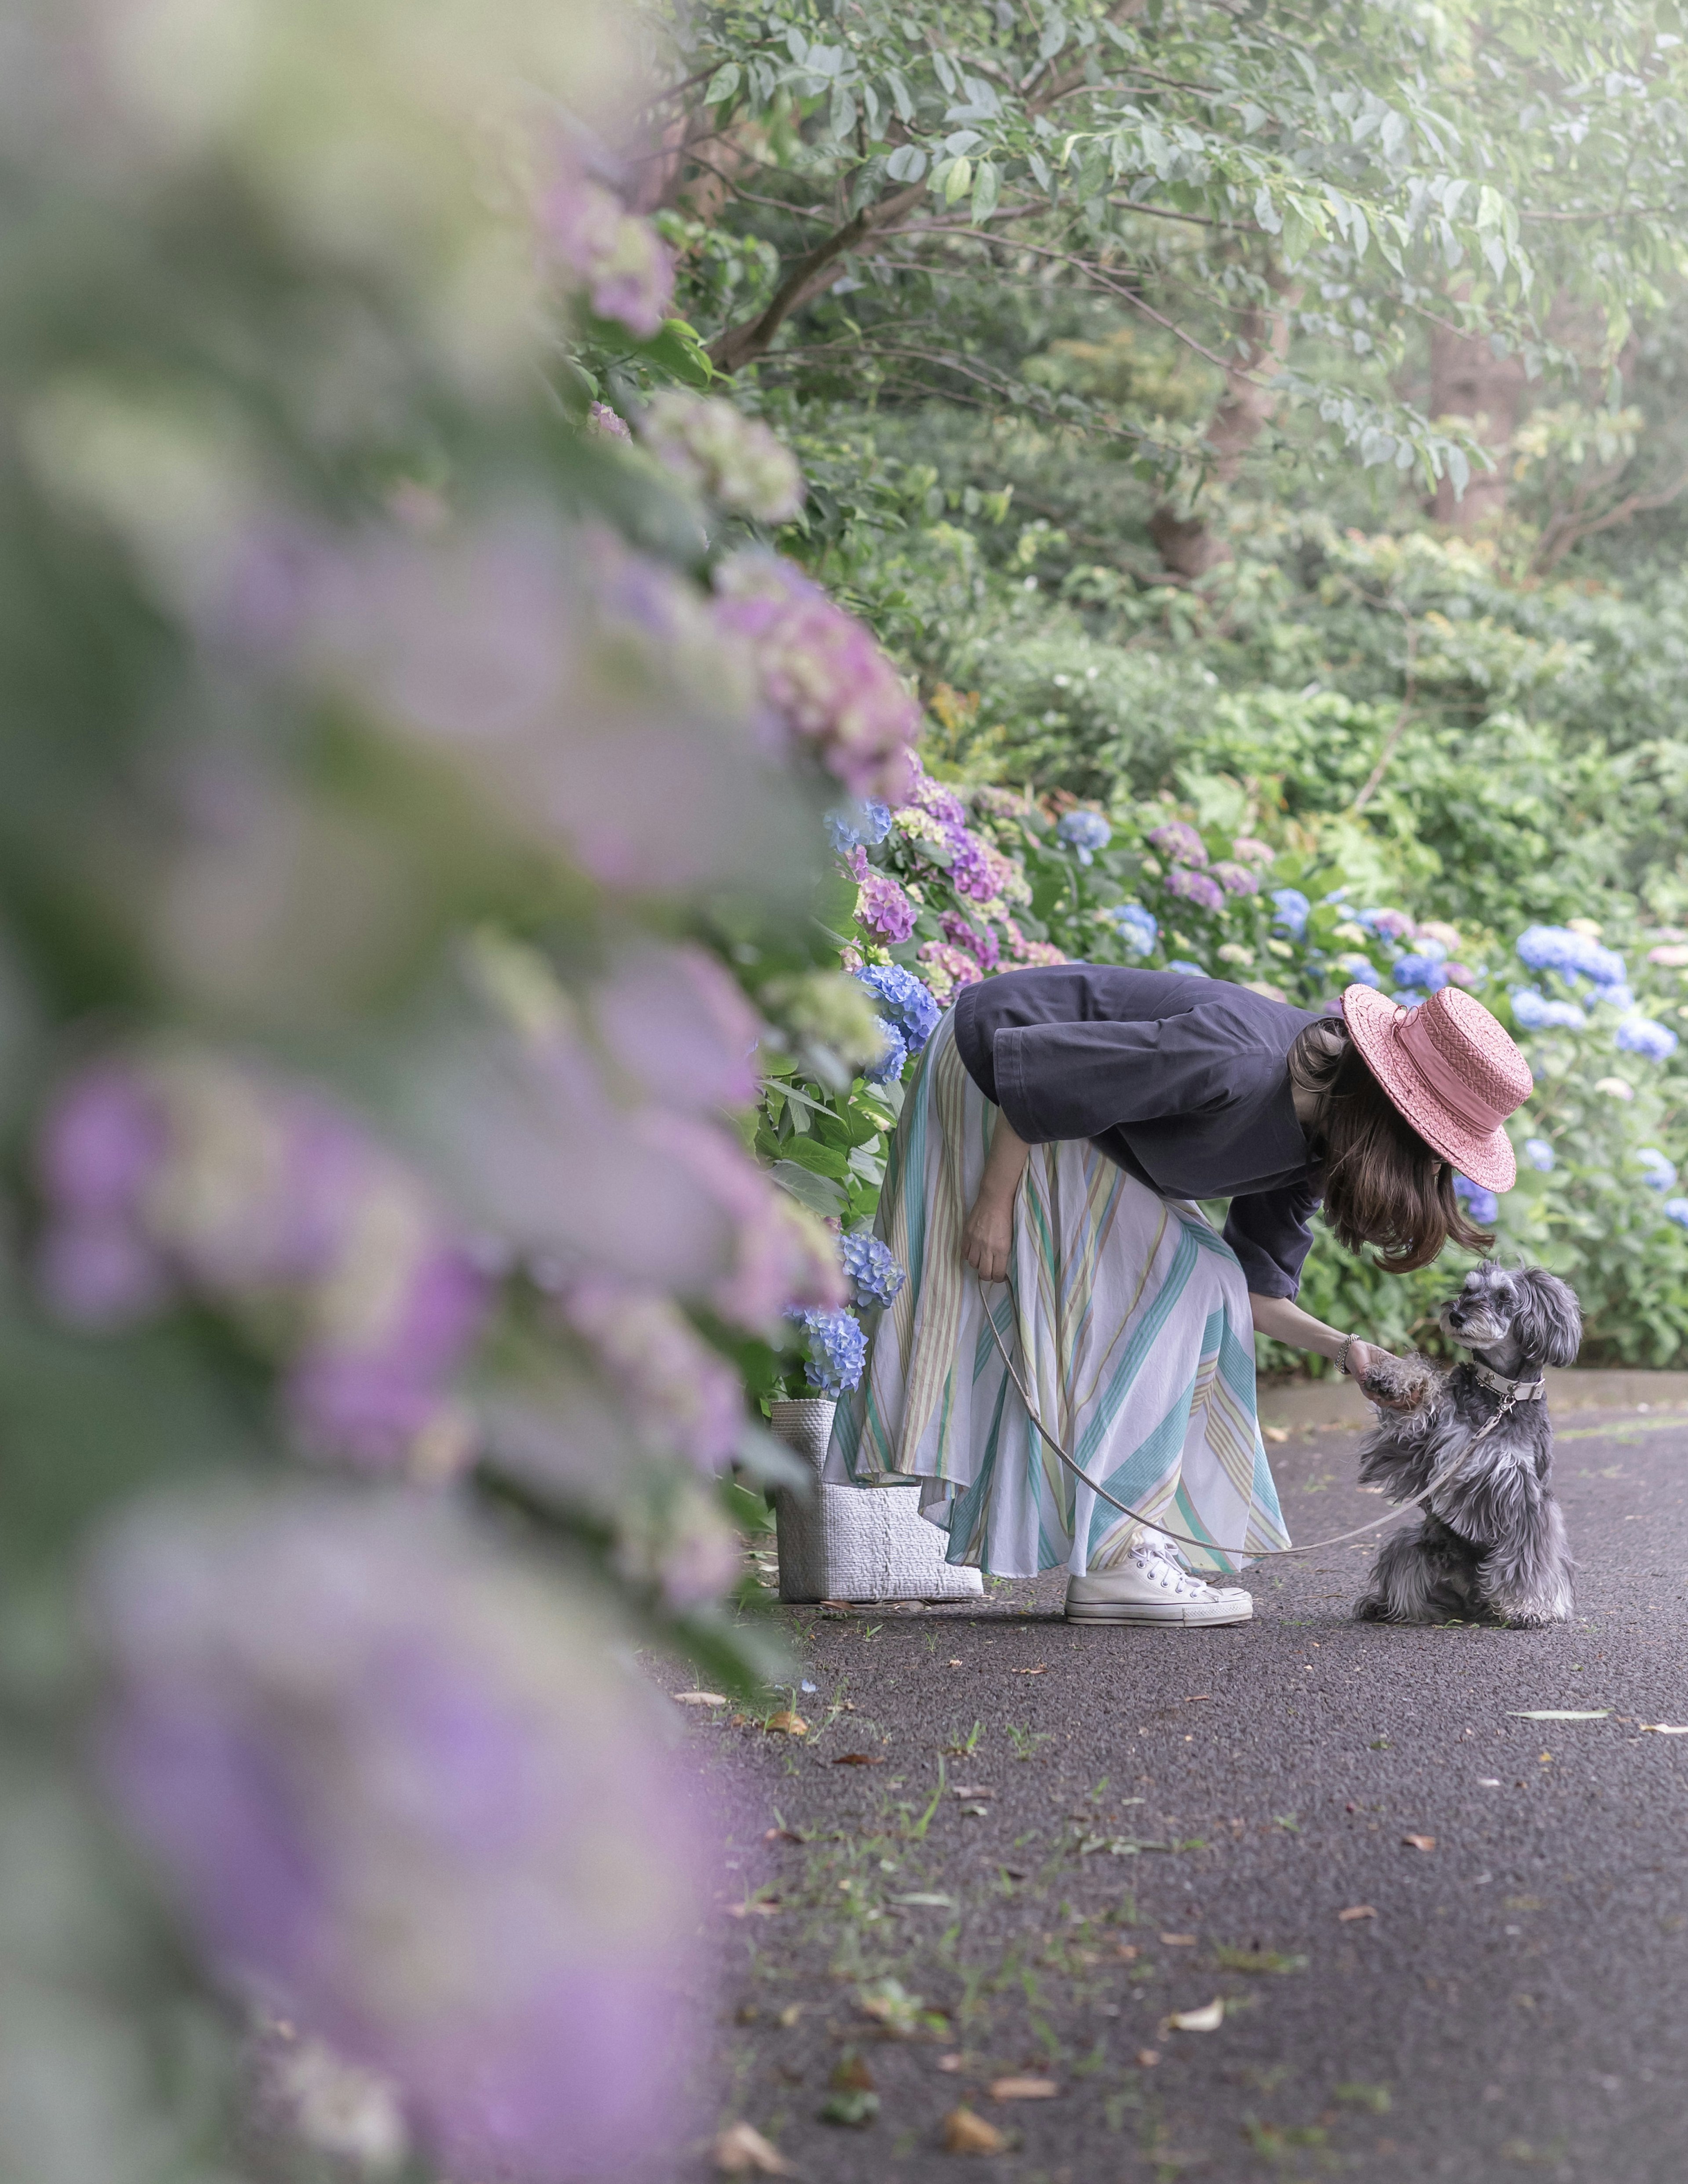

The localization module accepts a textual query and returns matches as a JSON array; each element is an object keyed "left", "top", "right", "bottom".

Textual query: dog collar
[{"left": 1468, "top": 1359, "right": 1546, "bottom": 1403}]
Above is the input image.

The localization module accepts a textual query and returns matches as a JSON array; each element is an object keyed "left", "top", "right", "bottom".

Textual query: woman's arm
[
  {"left": 1248, "top": 1291, "right": 1391, "bottom": 1387},
  {"left": 961, "top": 1117, "right": 1030, "bottom": 1283}
]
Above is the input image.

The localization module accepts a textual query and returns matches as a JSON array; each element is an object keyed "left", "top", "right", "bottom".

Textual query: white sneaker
[{"left": 1065, "top": 1542, "right": 1253, "bottom": 1626}]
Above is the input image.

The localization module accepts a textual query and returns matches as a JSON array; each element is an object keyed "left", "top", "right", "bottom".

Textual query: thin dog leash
[{"left": 974, "top": 1275, "right": 1423, "bottom": 1563}]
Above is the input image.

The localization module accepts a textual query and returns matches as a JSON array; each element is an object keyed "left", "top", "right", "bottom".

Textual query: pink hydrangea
[
  {"left": 1002, "top": 922, "right": 1066, "bottom": 968},
  {"left": 586, "top": 401, "right": 632, "bottom": 443},
  {"left": 1443, "top": 961, "right": 1480, "bottom": 989},
  {"left": 564, "top": 1279, "right": 745, "bottom": 1472},
  {"left": 542, "top": 156, "right": 674, "bottom": 339},
  {"left": 1229, "top": 836, "right": 1275, "bottom": 866},
  {"left": 916, "top": 942, "right": 984, "bottom": 1006},
  {"left": 900, "top": 755, "right": 970, "bottom": 833},
  {"left": 1211, "top": 861, "right": 1260, "bottom": 897},
  {"left": 639, "top": 394, "right": 804, "bottom": 524},
  {"left": 941, "top": 912, "right": 1000, "bottom": 971},
  {"left": 1147, "top": 821, "right": 1208, "bottom": 868},
  {"left": 1165, "top": 865, "right": 1226, "bottom": 914},
  {"left": 712, "top": 553, "right": 919, "bottom": 804}
]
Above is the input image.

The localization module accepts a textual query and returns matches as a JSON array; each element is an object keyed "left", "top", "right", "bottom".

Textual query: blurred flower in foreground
[
  {"left": 543, "top": 149, "right": 675, "bottom": 338},
  {"left": 639, "top": 394, "right": 804, "bottom": 523},
  {"left": 563, "top": 1279, "right": 745, "bottom": 1472},
  {"left": 93, "top": 1491, "right": 709, "bottom": 2183},
  {"left": 38, "top": 1053, "right": 488, "bottom": 1478},
  {"left": 713, "top": 552, "right": 920, "bottom": 802}
]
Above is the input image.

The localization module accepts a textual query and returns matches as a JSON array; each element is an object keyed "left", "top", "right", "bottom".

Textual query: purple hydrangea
[
  {"left": 1211, "top": 861, "right": 1260, "bottom": 897},
  {"left": 1453, "top": 1174, "right": 1499, "bottom": 1225},
  {"left": 1165, "top": 865, "right": 1226, "bottom": 915},
  {"left": 915, "top": 941, "right": 985, "bottom": 1007},
  {"left": 1230, "top": 836, "right": 1275, "bottom": 867},
  {"left": 1056, "top": 810, "right": 1111, "bottom": 864},
  {"left": 1516, "top": 924, "right": 1628, "bottom": 990},
  {"left": 1109, "top": 903, "right": 1158, "bottom": 957},
  {"left": 93, "top": 1492, "right": 711, "bottom": 2183},
  {"left": 1147, "top": 821, "right": 1207, "bottom": 868},
  {"left": 712, "top": 553, "right": 919, "bottom": 804},
  {"left": 586, "top": 401, "right": 632, "bottom": 444},
  {"left": 1510, "top": 987, "right": 1588, "bottom": 1032},
  {"left": 1616, "top": 1016, "right": 1679, "bottom": 1062},
  {"left": 1523, "top": 1137, "right": 1556, "bottom": 1172},
  {"left": 855, "top": 869, "right": 917, "bottom": 945},
  {"left": 1356, "top": 907, "right": 1415, "bottom": 942},
  {"left": 791, "top": 1306, "right": 867, "bottom": 1396},
  {"left": 564, "top": 1278, "right": 746, "bottom": 1471},
  {"left": 1271, "top": 888, "right": 1311, "bottom": 939},
  {"left": 840, "top": 1231, "right": 906, "bottom": 1311},
  {"left": 940, "top": 911, "right": 1000, "bottom": 971}
]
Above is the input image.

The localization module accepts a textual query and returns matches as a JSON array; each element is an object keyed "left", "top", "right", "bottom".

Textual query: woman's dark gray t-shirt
[{"left": 951, "top": 964, "right": 1323, "bottom": 1299}]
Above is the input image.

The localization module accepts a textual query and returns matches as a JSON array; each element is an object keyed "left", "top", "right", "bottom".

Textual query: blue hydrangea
[
  {"left": 1271, "top": 888, "right": 1310, "bottom": 940},
  {"left": 1523, "top": 1137, "right": 1556, "bottom": 1172},
  {"left": 1392, "top": 952, "right": 1451, "bottom": 993},
  {"left": 1595, "top": 983, "right": 1636, "bottom": 1014},
  {"left": 791, "top": 1307, "right": 868, "bottom": 1397},
  {"left": 1056, "top": 810, "right": 1112, "bottom": 864},
  {"left": 854, "top": 963, "right": 940, "bottom": 1084},
  {"left": 1108, "top": 902, "right": 1158, "bottom": 957},
  {"left": 840, "top": 1230, "right": 906, "bottom": 1310},
  {"left": 1453, "top": 1174, "right": 1499, "bottom": 1225},
  {"left": 1167, "top": 959, "right": 1209, "bottom": 978},
  {"left": 825, "top": 799, "right": 893, "bottom": 854},
  {"left": 1665, "top": 1197, "right": 1688, "bottom": 1231},
  {"left": 1390, "top": 991, "right": 1426, "bottom": 1009},
  {"left": 1637, "top": 1148, "right": 1679, "bottom": 1192},
  {"left": 1616, "top": 1016, "right": 1679, "bottom": 1062},
  {"left": 1515, "top": 924, "right": 1627, "bottom": 989},
  {"left": 1510, "top": 987, "right": 1588, "bottom": 1032},
  {"left": 1335, "top": 952, "right": 1381, "bottom": 988}
]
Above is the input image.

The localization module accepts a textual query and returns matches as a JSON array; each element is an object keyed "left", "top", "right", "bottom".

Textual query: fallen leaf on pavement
[
  {"left": 944, "top": 2107, "right": 1007, "bottom": 2154},
  {"left": 764, "top": 1827, "right": 806, "bottom": 1844},
  {"left": 1116, "top": 1943, "right": 1140, "bottom": 1962},
  {"left": 1168, "top": 1999, "right": 1225, "bottom": 2033},
  {"left": 676, "top": 1691, "right": 728, "bottom": 1707},
  {"left": 948, "top": 1658, "right": 964, "bottom": 1667},
  {"left": 936, "top": 2053, "right": 964, "bottom": 2073},
  {"left": 765, "top": 1711, "right": 808, "bottom": 1736},
  {"left": 1008, "top": 1665, "right": 1047, "bottom": 1675},
  {"left": 1160, "top": 1933, "right": 1197, "bottom": 1946},
  {"left": 1509, "top": 1709, "right": 1608, "bottom": 1721},
  {"left": 952, "top": 1784, "right": 995, "bottom": 1799},
  {"left": 1338, "top": 1904, "right": 1377, "bottom": 1922},
  {"left": 1184, "top": 1694, "right": 1211, "bottom": 1703},
  {"left": 1136, "top": 2048, "right": 1161, "bottom": 2068},
  {"left": 1264, "top": 1426, "right": 1289, "bottom": 1443},
  {"left": 1640, "top": 1723, "right": 1688, "bottom": 1734},
  {"left": 1401, "top": 1834, "right": 1436, "bottom": 1852},
  {"left": 833, "top": 1753, "right": 884, "bottom": 1766},
  {"left": 990, "top": 2076, "right": 1059, "bottom": 2100},
  {"left": 714, "top": 2121, "right": 794, "bottom": 2176}
]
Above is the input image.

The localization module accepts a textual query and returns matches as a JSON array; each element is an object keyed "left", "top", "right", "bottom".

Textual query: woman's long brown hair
[{"left": 1291, "top": 1020, "right": 1495, "bottom": 1271}]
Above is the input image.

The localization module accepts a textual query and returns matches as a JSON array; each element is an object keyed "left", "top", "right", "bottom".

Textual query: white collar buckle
[{"left": 1467, "top": 1358, "right": 1547, "bottom": 1403}]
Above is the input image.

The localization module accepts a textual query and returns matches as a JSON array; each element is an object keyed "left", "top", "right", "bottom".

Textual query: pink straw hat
[{"left": 1340, "top": 983, "right": 1531, "bottom": 1193}]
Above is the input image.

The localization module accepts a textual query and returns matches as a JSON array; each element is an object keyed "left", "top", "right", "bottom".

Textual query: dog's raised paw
[{"left": 1361, "top": 1350, "right": 1438, "bottom": 1412}]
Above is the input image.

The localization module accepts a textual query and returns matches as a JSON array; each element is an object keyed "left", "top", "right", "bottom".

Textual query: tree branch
[
  {"left": 1531, "top": 467, "right": 1688, "bottom": 574},
  {"left": 706, "top": 181, "right": 929, "bottom": 372}
]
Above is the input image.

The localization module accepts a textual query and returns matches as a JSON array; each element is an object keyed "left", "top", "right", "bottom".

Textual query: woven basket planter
[{"left": 768, "top": 1397, "right": 984, "bottom": 1605}]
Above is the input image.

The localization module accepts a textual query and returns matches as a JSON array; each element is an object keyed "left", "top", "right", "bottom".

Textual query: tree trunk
[
  {"left": 1150, "top": 280, "right": 1299, "bottom": 579},
  {"left": 1427, "top": 318, "right": 1526, "bottom": 530}
]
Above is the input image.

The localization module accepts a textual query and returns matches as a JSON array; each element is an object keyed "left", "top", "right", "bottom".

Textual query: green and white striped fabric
[{"left": 826, "top": 1012, "right": 1289, "bottom": 1577}]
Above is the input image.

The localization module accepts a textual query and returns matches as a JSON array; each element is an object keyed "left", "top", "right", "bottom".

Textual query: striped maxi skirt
[{"left": 824, "top": 1010, "right": 1290, "bottom": 1578}]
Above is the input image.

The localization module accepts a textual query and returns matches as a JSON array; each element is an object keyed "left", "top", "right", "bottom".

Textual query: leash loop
[{"left": 974, "top": 1273, "right": 1422, "bottom": 1564}]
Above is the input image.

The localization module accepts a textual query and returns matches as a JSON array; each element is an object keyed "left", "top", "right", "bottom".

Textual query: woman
[{"left": 826, "top": 965, "right": 1533, "bottom": 1627}]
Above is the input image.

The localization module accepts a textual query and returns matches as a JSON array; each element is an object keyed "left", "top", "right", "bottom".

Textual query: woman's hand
[
  {"left": 1345, "top": 1337, "right": 1388, "bottom": 1388},
  {"left": 962, "top": 1192, "right": 1015, "bottom": 1283}
]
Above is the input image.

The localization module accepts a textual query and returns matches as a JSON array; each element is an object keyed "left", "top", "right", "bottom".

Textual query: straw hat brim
[{"left": 1341, "top": 984, "right": 1517, "bottom": 1193}]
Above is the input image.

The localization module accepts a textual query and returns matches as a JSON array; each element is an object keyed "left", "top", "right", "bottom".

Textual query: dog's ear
[{"left": 1511, "top": 1266, "right": 1582, "bottom": 1368}]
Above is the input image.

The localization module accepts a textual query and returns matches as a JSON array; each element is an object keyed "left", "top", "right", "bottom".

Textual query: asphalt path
[{"left": 676, "top": 1407, "right": 1688, "bottom": 2184}]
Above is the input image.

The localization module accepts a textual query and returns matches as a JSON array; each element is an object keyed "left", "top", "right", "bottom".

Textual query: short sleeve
[{"left": 1223, "top": 1182, "right": 1322, "bottom": 1299}]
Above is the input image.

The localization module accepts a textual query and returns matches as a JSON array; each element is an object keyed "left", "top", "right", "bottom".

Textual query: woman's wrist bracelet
[{"left": 1336, "top": 1334, "right": 1353, "bottom": 1377}]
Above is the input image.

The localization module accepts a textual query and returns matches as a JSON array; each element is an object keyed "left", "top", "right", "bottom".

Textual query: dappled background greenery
[{"left": 622, "top": 0, "right": 1688, "bottom": 1365}]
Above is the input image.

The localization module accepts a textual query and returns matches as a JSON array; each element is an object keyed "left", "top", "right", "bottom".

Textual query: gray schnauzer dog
[{"left": 1353, "top": 1263, "right": 1582, "bottom": 1628}]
